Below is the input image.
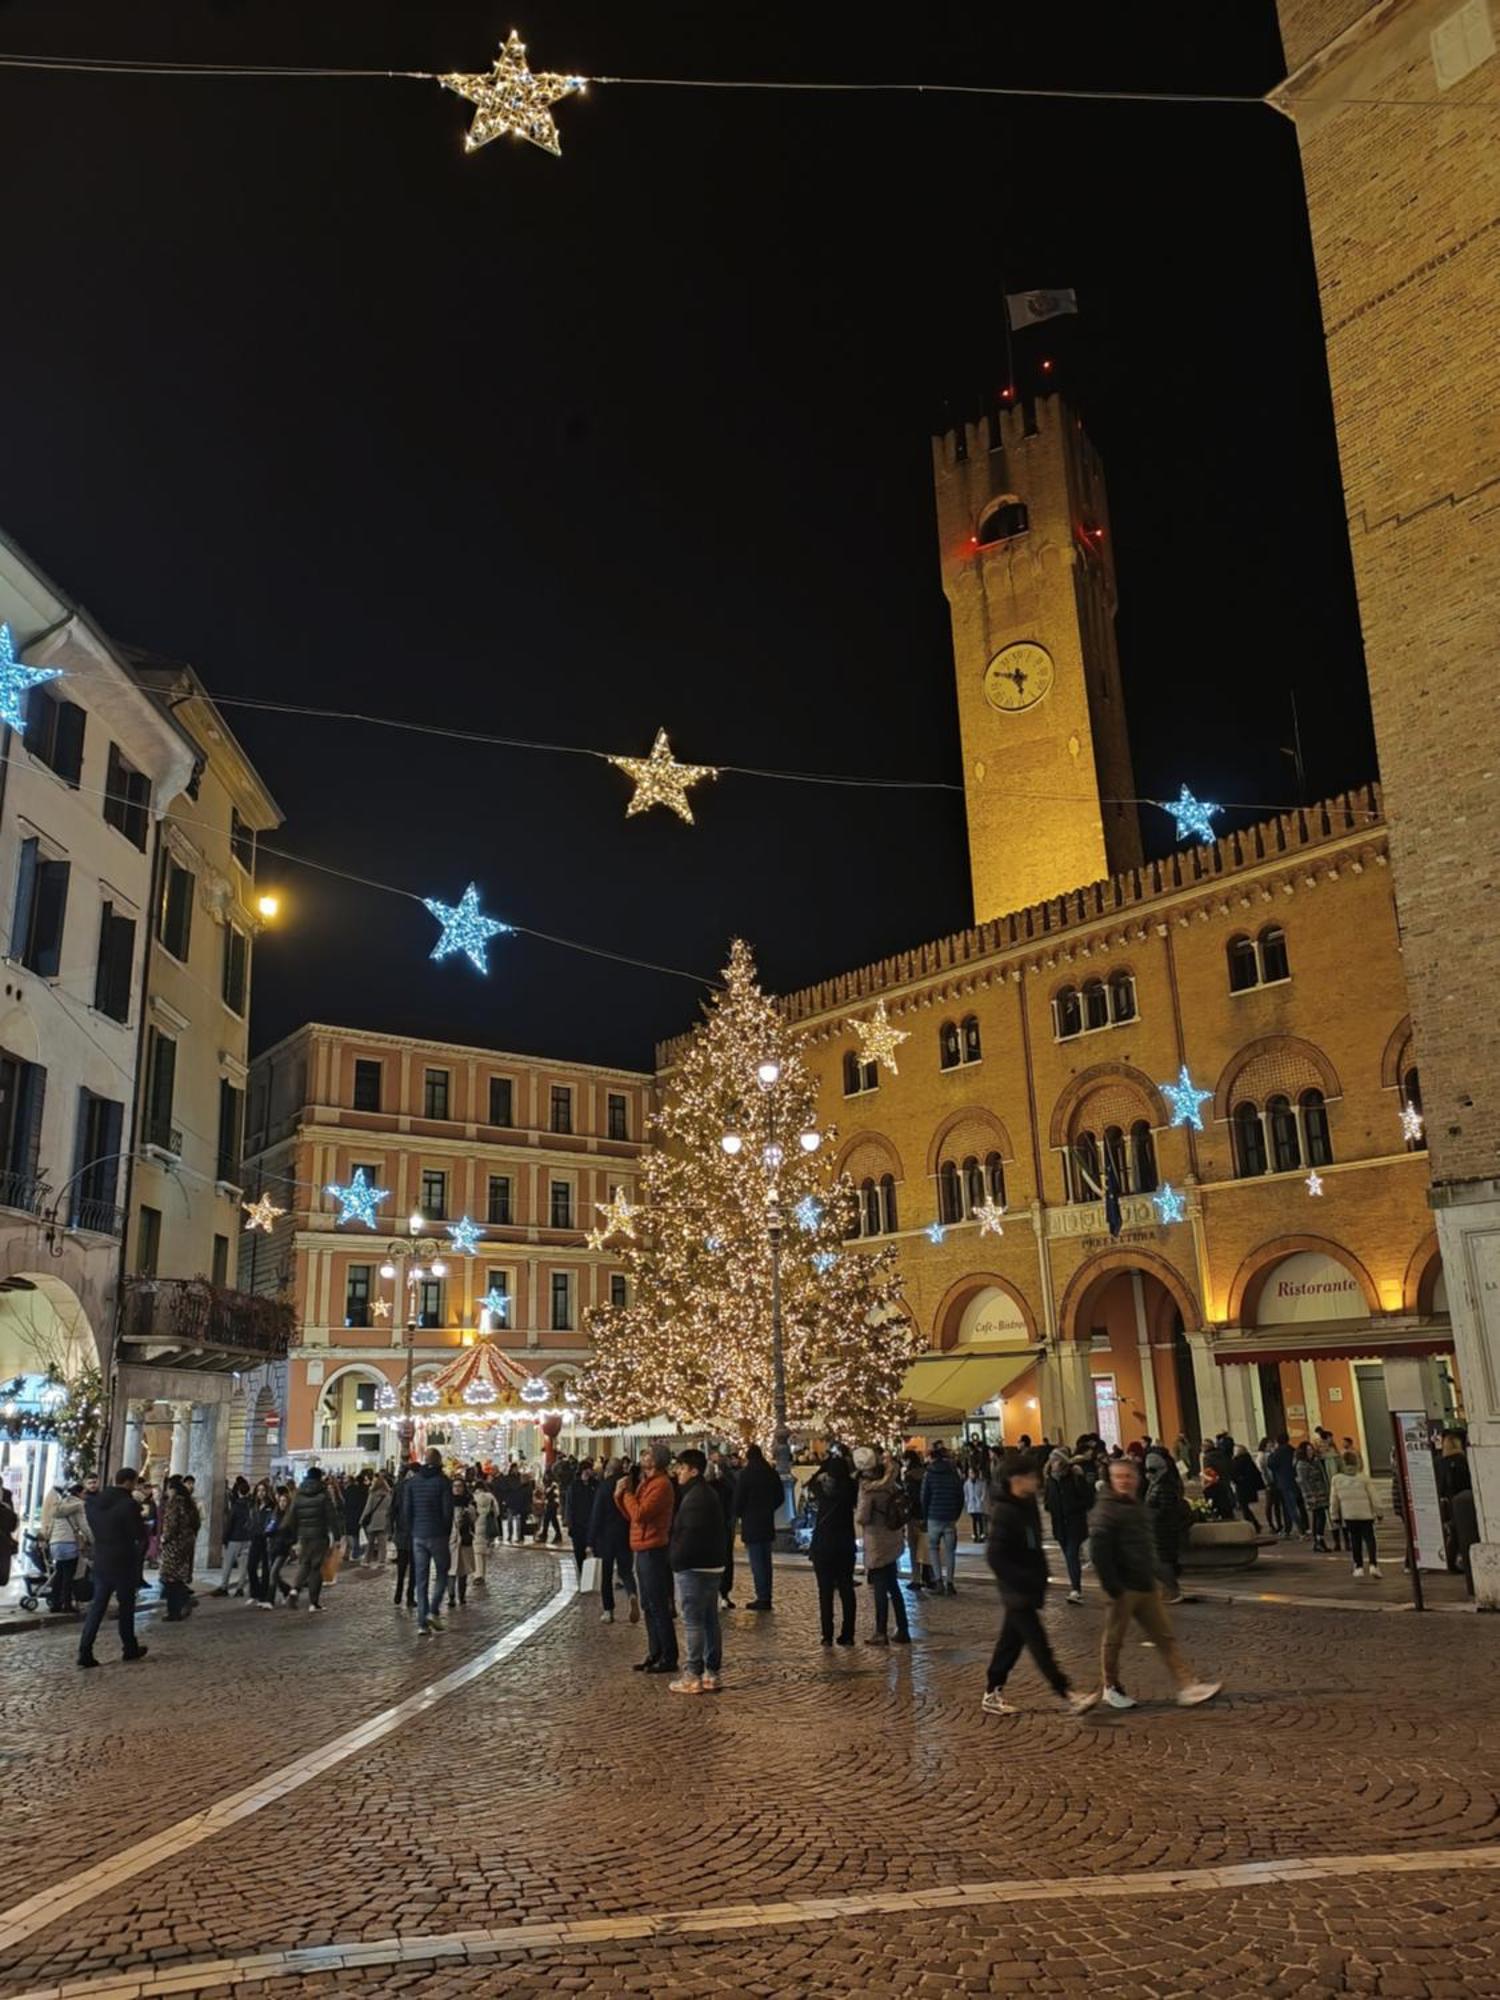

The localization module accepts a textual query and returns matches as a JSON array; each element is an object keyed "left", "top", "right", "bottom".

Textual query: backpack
[{"left": 883, "top": 1484, "right": 913, "bottom": 1531}]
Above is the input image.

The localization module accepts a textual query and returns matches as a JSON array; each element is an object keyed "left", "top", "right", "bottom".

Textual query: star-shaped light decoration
[
  {"left": 853, "top": 1000, "right": 909, "bottom": 1077},
  {"left": 973, "top": 1196, "right": 1007, "bottom": 1238},
  {"left": 438, "top": 29, "right": 587, "bottom": 157},
  {"left": 479, "top": 1287, "right": 511, "bottom": 1325},
  {"left": 595, "top": 1186, "right": 638, "bottom": 1242},
  {"left": 1152, "top": 1183, "right": 1187, "bottom": 1225},
  {"left": 325, "top": 1167, "right": 388, "bottom": 1230},
  {"left": 1305, "top": 1171, "right": 1325, "bottom": 1198},
  {"left": 447, "top": 1214, "right": 485, "bottom": 1256},
  {"left": 1399, "top": 1099, "right": 1425, "bottom": 1145},
  {"left": 241, "top": 1193, "right": 285, "bottom": 1234},
  {"left": 609, "top": 728, "right": 718, "bottom": 824},
  {"left": 0, "top": 623, "right": 63, "bottom": 735},
  {"left": 925, "top": 1221, "right": 947, "bottom": 1246},
  {"left": 812, "top": 1251, "right": 838, "bottom": 1275},
  {"left": 424, "top": 882, "right": 511, "bottom": 974},
  {"left": 1163, "top": 785, "right": 1221, "bottom": 845},
  {"left": 793, "top": 1194, "right": 823, "bottom": 1232},
  {"left": 372, "top": 1298, "right": 393, "bottom": 1320},
  {"left": 1161, "top": 1064, "right": 1213, "bottom": 1132}
]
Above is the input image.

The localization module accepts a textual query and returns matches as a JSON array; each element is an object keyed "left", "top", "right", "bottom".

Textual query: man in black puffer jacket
[
  {"left": 399, "top": 1448, "right": 456, "bottom": 1637},
  {"left": 668, "top": 1449, "right": 728, "bottom": 1694},
  {"left": 982, "top": 1454, "right": 1095, "bottom": 1718},
  {"left": 78, "top": 1469, "right": 150, "bottom": 1669},
  {"left": 284, "top": 1467, "right": 343, "bottom": 1613},
  {"left": 1089, "top": 1457, "right": 1220, "bottom": 1711}
]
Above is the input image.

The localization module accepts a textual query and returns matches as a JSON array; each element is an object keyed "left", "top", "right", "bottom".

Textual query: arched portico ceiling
[{"left": 1056, "top": 1247, "right": 1204, "bottom": 1342}]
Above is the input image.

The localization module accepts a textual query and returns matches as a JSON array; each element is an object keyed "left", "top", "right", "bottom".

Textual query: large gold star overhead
[
  {"left": 595, "top": 1186, "right": 639, "bottom": 1242},
  {"left": 609, "top": 728, "right": 718, "bottom": 824},
  {"left": 852, "top": 1000, "right": 909, "bottom": 1077},
  {"left": 241, "top": 1193, "right": 285, "bottom": 1234},
  {"left": 438, "top": 30, "right": 587, "bottom": 157}
]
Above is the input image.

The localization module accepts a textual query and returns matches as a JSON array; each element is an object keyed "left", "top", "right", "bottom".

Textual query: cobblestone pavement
[{"left": 2, "top": 1548, "right": 1498, "bottom": 1997}]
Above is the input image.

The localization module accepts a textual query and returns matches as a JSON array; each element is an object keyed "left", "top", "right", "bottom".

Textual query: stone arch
[
  {"left": 1057, "top": 1247, "right": 1204, "bottom": 1345},
  {"left": 1212, "top": 1036, "right": 1343, "bottom": 1123},
  {"left": 926, "top": 1105, "right": 1014, "bottom": 1181},
  {"left": 1402, "top": 1231, "right": 1445, "bottom": 1316},
  {"left": 933, "top": 1271, "right": 1039, "bottom": 1354},
  {"left": 834, "top": 1129, "right": 905, "bottom": 1185},
  {"left": 1225, "top": 1235, "right": 1381, "bottom": 1327},
  {"left": 1048, "top": 1063, "right": 1168, "bottom": 1149},
  {"left": 0, "top": 1272, "right": 103, "bottom": 1384},
  {"left": 1380, "top": 1014, "right": 1416, "bottom": 1091}
]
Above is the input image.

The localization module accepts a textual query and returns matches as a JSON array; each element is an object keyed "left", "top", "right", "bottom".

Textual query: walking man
[
  {"left": 920, "top": 1441, "right": 964, "bottom": 1595},
  {"left": 78, "top": 1467, "right": 150, "bottom": 1669},
  {"left": 215, "top": 1476, "right": 254, "bottom": 1596},
  {"left": 616, "top": 1443, "right": 677, "bottom": 1674},
  {"left": 667, "top": 1447, "right": 727, "bottom": 1693},
  {"left": 400, "top": 1447, "right": 456, "bottom": 1637},
  {"left": 982, "top": 1453, "right": 1096, "bottom": 1716},
  {"left": 1089, "top": 1456, "right": 1220, "bottom": 1709},
  {"left": 284, "top": 1465, "right": 342, "bottom": 1613}
]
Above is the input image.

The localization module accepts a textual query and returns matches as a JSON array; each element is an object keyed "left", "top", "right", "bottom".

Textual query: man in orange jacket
[{"left": 616, "top": 1442, "right": 678, "bottom": 1674}]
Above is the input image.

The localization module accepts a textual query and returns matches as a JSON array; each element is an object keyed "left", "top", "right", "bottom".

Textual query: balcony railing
[
  {"left": 0, "top": 1169, "right": 50, "bottom": 1216},
  {"left": 143, "top": 1122, "right": 183, "bottom": 1159},
  {"left": 119, "top": 1277, "right": 295, "bottom": 1362},
  {"left": 68, "top": 1194, "right": 125, "bottom": 1237}
]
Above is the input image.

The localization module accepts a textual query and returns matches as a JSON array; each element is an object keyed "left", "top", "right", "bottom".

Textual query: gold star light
[
  {"left": 372, "top": 1298, "right": 393, "bottom": 1320},
  {"left": 242, "top": 1193, "right": 285, "bottom": 1234},
  {"left": 439, "top": 29, "right": 586, "bottom": 157},
  {"left": 609, "top": 728, "right": 718, "bottom": 824},
  {"left": 853, "top": 1000, "right": 909, "bottom": 1077},
  {"left": 973, "top": 1197, "right": 1006, "bottom": 1237},
  {"left": 595, "top": 1186, "right": 638, "bottom": 1242}
]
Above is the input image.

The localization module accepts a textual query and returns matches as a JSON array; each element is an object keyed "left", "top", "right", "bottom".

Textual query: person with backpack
[
  {"left": 853, "top": 1448, "right": 911, "bottom": 1644},
  {"left": 982, "top": 1452, "right": 1097, "bottom": 1717}
]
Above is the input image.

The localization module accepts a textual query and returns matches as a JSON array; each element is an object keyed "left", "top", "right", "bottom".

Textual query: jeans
[
  {"left": 49, "top": 1553, "right": 79, "bottom": 1613},
  {"left": 542, "top": 1497, "right": 561, "bottom": 1543},
  {"left": 365, "top": 1531, "right": 388, "bottom": 1569},
  {"left": 675, "top": 1568, "right": 722, "bottom": 1678},
  {"left": 294, "top": 1539, "right": 329, "bottom": 1607},
  {"left": 1057, "top": 1527, "right": 1085, "bottom": 1594},
  {"left": 745, "top": 1538, "right": 773, "bottom": 1605},
  {"left": 599, "top": 1549, "right": 635, "bottom": 1615},
  {"left": 506, "top": 1505, "right": 525, "bottom": 1543},
  {"left": 1101, "top": 1587, "right": 1192, "bottom": 1692},
  {"left": 1309, "top": 1503, "right": 1329, "bottom": 1546},
  {"left": 988, "top": 1602, "right": 1068, "bottom": 1694},
  {"left": 969, "top": 1511, "right": 987, "bottom": 1542},
  {"left": 1345, "top": 1519, "right": 1378, "bottom": 1568},
  {"left": 928, "top": 1518, "right": 958, "bottom": 1587},
  {"left": 635, "top": 1546, "right": 677, "bottom": 1667},
  {"left": 813, "top": 1555, "right": 855, "bottom": 1642},
  {"left": 78, "top": 1571, "right": 140, "bottom": 1661},
  {"left": 570, "top": 1531, "right": 589, "bottom": 1578},
  {"left": 412, "top": 1535, "right": 450, "bottom": 1628},
  {"left": 867, "top": 1559, "right": 910, "bottom": 1638},
  {"left": 343, "top": 1531, "right": 362, "bottom": 1563},
  {"left": 221, "top": 1540, "right": 251, "bottom": 1592}
]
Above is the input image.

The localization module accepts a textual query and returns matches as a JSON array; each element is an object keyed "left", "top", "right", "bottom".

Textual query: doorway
[
  {"left": 1258, "top": 1362, "right": 1287, "bottom": 1440},
  {"left": 1355, "top": 1365, "right": 1393, "bottom": 1474}
]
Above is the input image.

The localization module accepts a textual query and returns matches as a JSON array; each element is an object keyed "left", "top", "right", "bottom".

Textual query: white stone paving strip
[
  {"left": 10, "top": 1841, "right": 1500, "bottom": 1998},
  {"left": 0, "top": 1571, "right": 577, "bottom": 1963}
]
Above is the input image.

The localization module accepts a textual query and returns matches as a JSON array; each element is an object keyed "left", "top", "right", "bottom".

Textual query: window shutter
[
  {"left": 33, "top": 859, "right": 70, "bottom": 976},
  {"left": 55, "top": 701, "right": 85, "bottom": 784},
  {"left": 20, "top": 1062, "right": 46, "bottom": 1182},
  {"left": 10, "top": 838, "right": 37, "bottom": 960}
]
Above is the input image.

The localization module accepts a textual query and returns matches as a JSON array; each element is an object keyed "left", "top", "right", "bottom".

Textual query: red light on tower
[
  {"left": 1002, "top": 384, "right": 1015, "bottom": 400},
  {"left": 1041, "top": 358, "right": 1053, "bottom": 374}
]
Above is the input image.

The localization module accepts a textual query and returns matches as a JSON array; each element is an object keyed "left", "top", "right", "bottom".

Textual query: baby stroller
[{"left": 18, "top": 1530, "right": 50, "bottom": 1613}]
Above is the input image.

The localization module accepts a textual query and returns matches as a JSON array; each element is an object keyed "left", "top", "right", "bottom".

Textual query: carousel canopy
[{"left": 426, "top": 1337, "right": 534, "bottom": 1411}]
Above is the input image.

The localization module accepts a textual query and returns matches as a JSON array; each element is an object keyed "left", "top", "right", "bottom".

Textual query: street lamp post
[{"left": 381, "top": 1211, "right": 444, "bottom": 1460}]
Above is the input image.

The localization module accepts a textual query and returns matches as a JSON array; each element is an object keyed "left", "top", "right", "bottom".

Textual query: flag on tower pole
[{"left": 1005, "top": 287, "right": 1079, "bottom": 331}]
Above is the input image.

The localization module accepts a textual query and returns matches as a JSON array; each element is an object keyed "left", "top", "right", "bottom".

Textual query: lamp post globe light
[
  {"left": 721, "top": 1063, "right": 823, "bottom": 1550},
  {"left": 379, "top": 1213, "right": 444, "bottom": 1456}
]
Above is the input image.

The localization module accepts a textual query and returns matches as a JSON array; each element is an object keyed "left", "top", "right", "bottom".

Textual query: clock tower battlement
[{"left": 932, "top": 393, "right": 1141, "bottom": 927}]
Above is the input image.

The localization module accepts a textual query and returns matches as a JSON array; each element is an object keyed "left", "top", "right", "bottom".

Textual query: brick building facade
[{"left": 1272, "top": 0, "right": 1500, "bottom": 1594}]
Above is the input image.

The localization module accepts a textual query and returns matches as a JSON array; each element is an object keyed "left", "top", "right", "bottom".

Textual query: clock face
[{"left": 984, "top": 642, "right": 1055, "bottom": 714}]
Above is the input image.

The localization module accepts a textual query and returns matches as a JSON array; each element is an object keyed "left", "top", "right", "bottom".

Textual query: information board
[{"left": 1392, "top": 1409, "right": 1448, "bottom": 1573}]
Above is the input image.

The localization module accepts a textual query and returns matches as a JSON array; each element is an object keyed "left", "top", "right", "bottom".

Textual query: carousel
[{"left": 377, "top": 1335, "right": 577, "bottom": 1467}]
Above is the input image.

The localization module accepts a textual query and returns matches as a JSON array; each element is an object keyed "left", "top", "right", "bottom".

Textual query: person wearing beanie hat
[{"left": 982, "top": 1453, "right": 1097, "bottom": 1718}]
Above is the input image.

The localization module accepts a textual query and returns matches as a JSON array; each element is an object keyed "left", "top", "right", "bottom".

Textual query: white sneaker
[
  {"left": 668, "top": 1676, "right": 703, "bottom": 1696},
  {"left": 1102, "top": 1685, "right": 1136, "bottom": 1710},
  {"left": 600, "top": 1610, "right": 614, "bottom": 1623},
  {"left": 981, "top": 1689, "right": 1017, "bottom": 1715},
  {"left": 1177, "top": 1681, "right": 1221, "bottom": 1707},
  {"left": 1067, "top": 1689, "right": 1099, "bottom": 1715},
  {"left": 1351, "top": 1567, "right": 1366, "bottom": 1580},
  {"left": 1066, "top": 1589, "right": 1083, "bottom": 1605},
  {"left": 1367, "top": 1564, "right": 1382, "bottom": 1578}
]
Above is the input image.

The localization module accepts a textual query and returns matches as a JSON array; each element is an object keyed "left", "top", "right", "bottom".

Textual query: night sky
[{"left": 0, "top": 1, "right": 1371, "bottom": 1074}]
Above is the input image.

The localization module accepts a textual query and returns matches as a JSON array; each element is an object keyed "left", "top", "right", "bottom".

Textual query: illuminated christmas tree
[{"left": 583, "top": 940, "right": 919, "bottom": 1445}]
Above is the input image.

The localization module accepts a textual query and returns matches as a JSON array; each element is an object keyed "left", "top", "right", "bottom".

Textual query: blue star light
[
  {"left": 1152, "top": 1183, "right": 1187, "bottom": 1225},
  {"left": 479, "top": 1286, "right": 511, "bottom": 1324},
  {"left": 0, "top": 624, "right": 63, "bottom": 735},
  {"left": 812, "top": 1251, "right": 838, "bottom": 1274},
  {"left": 447, "top": 1214, "right": 484, "bottom": 1255},
  {"left": 793, "top": 1194, "right": 823, "bottom": 1232},
  {"left": 1164, "top": 785, "right": 1221, "bottom": 845},
  {"left": 423, "top": 882, "right": 511, "bottom": 974},
  {"left": 325, "top": 1167, "right": 388, "bottom": 1230},
  {"left": 926, "top": 1221, "right": 947, "bottom": 1246},
  {"left": 1161, "top": 1064, "right": 1213, "bottom": 1131}
]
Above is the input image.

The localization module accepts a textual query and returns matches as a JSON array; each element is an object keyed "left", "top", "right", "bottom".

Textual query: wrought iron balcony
[
  {"left": 0, "top": 1169, "right": 50, "bottom": 1217},
  {"left": 67, "top": 1194, "right": 125, "bottom": 1236},
  {"left": 118, "top": 1276, "right": 295, "bottom": 1368}
]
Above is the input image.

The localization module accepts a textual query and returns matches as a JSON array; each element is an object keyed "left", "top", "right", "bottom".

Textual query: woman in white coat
[{"left": 1328, "top": 1454, "right": 1382, "bottom": 1577}]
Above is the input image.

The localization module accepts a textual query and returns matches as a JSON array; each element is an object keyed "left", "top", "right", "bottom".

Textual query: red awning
[{"left": 1214, "top": 1323, "right": 1453, "bottom": 1366}]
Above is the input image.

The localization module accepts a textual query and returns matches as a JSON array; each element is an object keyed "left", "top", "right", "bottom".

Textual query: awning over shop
[
  {"left": 902, "top": 1348, "right": 1039, "bottom": 1422},
  {"left": 1214, "top": 1320, "right": 1453, "bottom": 1367}
]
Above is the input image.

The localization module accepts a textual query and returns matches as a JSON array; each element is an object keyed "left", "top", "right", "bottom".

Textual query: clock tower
[{"left": 933, "top": 394, "right": 1141, "bottom": 926}]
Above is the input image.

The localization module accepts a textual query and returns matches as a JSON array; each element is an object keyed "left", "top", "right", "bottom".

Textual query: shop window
[
  {"left": 1232, "top": 1100, "right": 1267, "bottom": 1178},
  {"left": 1267, "top": 1094, "right": 1301, "bottom": 1173},
  {"left": 1300, "top": 1087, "right": 1333, "bottom": 1167}
]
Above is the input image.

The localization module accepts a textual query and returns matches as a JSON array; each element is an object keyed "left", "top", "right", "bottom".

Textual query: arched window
[
  {"left": 1232, "top": 1100, "right": 1267, "bottom": 1178},
  {"left": 1402, "top": 1063, "right": 1423, "bottom": 1153},
  {"left": 938, "top": 1159, "right": 964, "bottom": 1225},
  {"left": 1083, "top": 979, "right": 1110, "bottom": 1031},
  {"left": 939, "top": 1020, "right": 961, "bottom": 1071},
  {"left": 1267, "top": 1093, "right": 1301, "bottom": 1173},
  {"left": 1070, "top": 1130, "right": 1102, "bottom": 1202},
  {"left": 1300, "top": 1088, "right": 1333, "bottom": 1167},
  {"left": 1109, "top": 970, "right": 1136, "bottom": 1023},
  {"left": 842, "top": 1050, "right": 861, "bottom": 1096},
  {"left": 1227, "top": 935, "right": 1259, "bottom": 993},
  {"left": 977, "top": 498, "right": 1029, "bottom": 545},
  {"left": 861, "top": 1177, "right": 881, "bottom": 1237},
  {"left": 1103, "top": 1124, "right": 1128, "bottom": 1194},
  {"left": 963, "top": 1155, "right": 985, "bottom": 1216},
  {"left": 961, "top": 1014, "right": 982, "bottom": 1064},
  {"left": 1130, "top": 1119, "right": 1158, "bottom": 1192},
  {"left": 879, "top": 1172, "right": 899, "bottom": 1234},
  {"left": 1259, "top": 925, "right": 1290, "bottom": 983},
  {"left": 985, "top": 1151, "right": 1005, "bottom": 1206},
  {"left": 1054, "top": 986, "right": 1082, "bottom": 1039}
]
